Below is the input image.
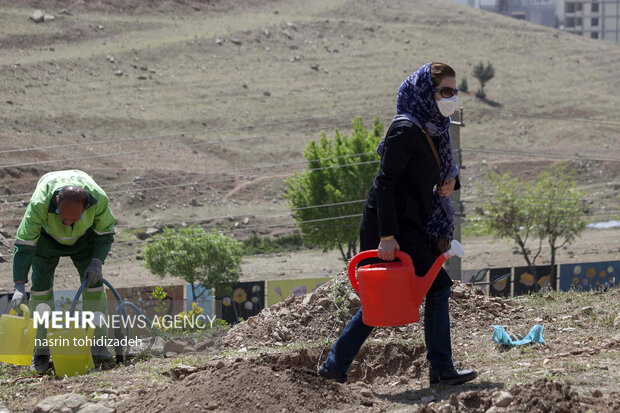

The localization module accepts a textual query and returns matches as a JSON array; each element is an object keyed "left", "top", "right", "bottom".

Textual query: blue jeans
[{"left": 323, "top": 285, "right": 454, "bottom": 376}]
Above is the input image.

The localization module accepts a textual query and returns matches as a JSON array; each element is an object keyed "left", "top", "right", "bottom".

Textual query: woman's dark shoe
[
  {"left": 429, "top": 367, "right": 477, "bottom": 386},
  {"left": 30, "top": 348, "right": 51, "bottom": 374},
  {"left": 91, "top": 345, "right": 113, "bottom": 365},
  {"left": 317, "top": 363, "right": 347, "bottom": 383}
]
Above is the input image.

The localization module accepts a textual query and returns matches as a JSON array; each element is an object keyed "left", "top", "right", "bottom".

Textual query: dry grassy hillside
[
  {"left": 0, "top": 2, "right": 619, "bottom": 412},
  {"left": 0, "top": 0, "right": 618, "bottom": 290}
]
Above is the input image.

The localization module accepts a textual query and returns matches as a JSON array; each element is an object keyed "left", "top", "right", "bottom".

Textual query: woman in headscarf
[{"left": 318, "top": 62, "right": 477, "bottom": 386}]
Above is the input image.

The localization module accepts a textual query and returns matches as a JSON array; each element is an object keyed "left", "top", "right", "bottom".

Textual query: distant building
[
  {"left": 475, "top": 0, "right": 558, "bottom": 27},
  {"left": 563, "top": 1, "right": 620, "bottom": 41},
  {"left": 454, "top": 0, "right": 620, "bottom": 42},
  {"left": 528, "top": 0, "right": 558, "bottom": 27}
]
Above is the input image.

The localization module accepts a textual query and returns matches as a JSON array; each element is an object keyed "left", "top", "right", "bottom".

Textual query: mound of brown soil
[
  {"left": 223, "top": 275, "right": 524, "bottom": 351},
  {"left": 117, "top": 348, "right": 391, "bottom": 412},
  {"left": 416, "top": 378, "right": 620, "bottom": 413},
  {"left": 116, "top": 348, "right": 620, "bottom": 413},
  {"left": 32, "top": 273, "right": 619, "bottom": 413}
]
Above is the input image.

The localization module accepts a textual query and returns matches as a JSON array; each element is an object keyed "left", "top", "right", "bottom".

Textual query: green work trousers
[{"left": 29, "top": 229, "right": 108, "bottom": 349}]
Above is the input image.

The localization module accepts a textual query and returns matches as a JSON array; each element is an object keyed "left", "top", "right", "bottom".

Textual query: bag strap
[{"left": 422, "top": 128, "right": 441, "bottom": 168}]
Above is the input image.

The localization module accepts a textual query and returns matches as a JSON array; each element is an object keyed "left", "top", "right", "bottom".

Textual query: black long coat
[{"left": 360, "top": 118, "right": 460, "bottom": 294}]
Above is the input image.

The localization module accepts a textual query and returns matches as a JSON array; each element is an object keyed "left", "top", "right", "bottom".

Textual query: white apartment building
[
  {"left": 563, "top": 0, "right": 620, "bottom": 41},
  {"left": 456, "top": 0, "right": 620, "bottom": 41}
]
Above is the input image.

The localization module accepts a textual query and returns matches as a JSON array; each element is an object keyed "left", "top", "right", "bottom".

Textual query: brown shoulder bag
[{"left": 422, "top": 128, "right": 451, "bottom": 257}]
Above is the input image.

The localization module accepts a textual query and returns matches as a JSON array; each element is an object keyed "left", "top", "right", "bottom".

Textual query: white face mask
[{"left": 436, "top": 95, "right": 458, "bottom": 117}]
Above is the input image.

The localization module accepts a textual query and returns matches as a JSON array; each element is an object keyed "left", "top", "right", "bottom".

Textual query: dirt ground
[
  {"left": 1, "top": 279, "right": 619, "bottom": 412},
  {"left": 0, "top": 0, "right": 619, "bottom": 411}
]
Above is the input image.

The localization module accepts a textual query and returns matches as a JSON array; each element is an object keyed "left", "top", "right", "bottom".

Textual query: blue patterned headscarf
[{"left": 377, "top": 62, "right": 459, "bottom": 244}]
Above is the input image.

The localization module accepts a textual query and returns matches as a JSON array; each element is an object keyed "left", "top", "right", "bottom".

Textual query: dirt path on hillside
[{"left": 223, "top": 174, "right": 286, "bottom": 200}]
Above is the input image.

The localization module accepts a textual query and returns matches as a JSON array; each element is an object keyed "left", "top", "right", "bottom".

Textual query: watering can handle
[
  {"left": 347, "top": 250, "right": 413, "bottom": 294},
  {"left": 8, "top": 303, "right": 30, "bottom": 319}
]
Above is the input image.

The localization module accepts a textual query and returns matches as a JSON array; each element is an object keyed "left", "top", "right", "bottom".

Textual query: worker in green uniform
[{"left": 9, "top": 170, "right": 115, "bottom": 373}]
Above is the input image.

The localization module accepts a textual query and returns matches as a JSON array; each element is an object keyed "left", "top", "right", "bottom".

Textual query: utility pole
[{"left": 446, "top": 108, "right": 465, "bottom": 281}]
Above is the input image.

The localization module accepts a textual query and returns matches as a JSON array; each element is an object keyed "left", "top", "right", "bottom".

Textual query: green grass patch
[
  {"left": 0, "top": 363, "right": 35, "bottom": 382},
  {"left": 115, "top": 228, "right": 143, "bottom": 243},
  {"left": 518, "top": 288, "right": 597, "bottom": 309},
  {"left": 241, "top": 233, "right": 305, "bottom": 255}
]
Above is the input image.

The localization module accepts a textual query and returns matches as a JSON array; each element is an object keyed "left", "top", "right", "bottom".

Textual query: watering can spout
[
  {"left": 415, "top": 240, "right": 466, "bottom": 299},
  {"left": 425, "top": 239, "right": 465, "bottom": 276},
  {"left": 446, "top": 239, "right": 465, "bottom": 259},
  {"left": 424, "top": 239, "right": 465, "bottom": 277}
]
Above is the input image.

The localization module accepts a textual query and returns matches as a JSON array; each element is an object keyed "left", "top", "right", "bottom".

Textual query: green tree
[
  {"left": 475, "top": 171, "right": 538, "bottom": 268},
  {"left": 476, "top": 164, "right": 587, "bottom": 282},
  {"left": 529, "top": 164, "right": 588, "bottom": 280},
  {"left": 141, "top": 226, "right": 243, "bottom": 302},
  {"left": 472, "top": 61, "right": 495, "bottom": 99},
  {"left": 458, "top": 76, "right": 468, "bottom": 93},
  {"left": 285, "top": 118, "right": 383, "bottom": 261}
]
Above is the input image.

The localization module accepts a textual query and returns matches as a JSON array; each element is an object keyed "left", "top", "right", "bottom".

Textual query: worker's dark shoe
[
  {"left": 429, "top": 367, "right": 477, "bottom": 386},
  {"left": 317, "top": 363, "right": 347, "bottom": 383},
  {"left": 91, "top": 345, "right": 114, "bottom": 365},
  {"left": 30, "top": 348, "right": 51, "bottom": 374}
]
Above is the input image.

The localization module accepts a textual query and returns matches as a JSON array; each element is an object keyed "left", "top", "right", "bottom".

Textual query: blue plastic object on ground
[{"left": 491, "top": 324, "right": 545, "bottom": 346}]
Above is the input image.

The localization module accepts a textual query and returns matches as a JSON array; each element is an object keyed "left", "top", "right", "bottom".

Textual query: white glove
[{"left": 10, "top": 282, "right": 26, "bottom": 311}]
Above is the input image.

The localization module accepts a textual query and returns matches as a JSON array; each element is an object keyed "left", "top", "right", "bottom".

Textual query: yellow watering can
[
  {"left": 0, "top": 304, "right": 37, "bottom": 366},
  {"left": 47, "top": 321, "right": 95, "bottom": 377}
]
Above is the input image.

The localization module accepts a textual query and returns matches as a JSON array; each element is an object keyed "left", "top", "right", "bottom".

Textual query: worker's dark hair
[{"left": 57, "top": 186, "right": 89, "bottom": 208}]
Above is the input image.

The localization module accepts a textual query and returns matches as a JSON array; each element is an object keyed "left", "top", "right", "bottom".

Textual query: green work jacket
[{"left": 13, "top": 170, "right": 115, "bottom": 283}]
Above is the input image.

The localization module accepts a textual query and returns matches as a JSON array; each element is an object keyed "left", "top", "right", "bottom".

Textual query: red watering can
[{"left": 348, "top": 240, "right": 465, "bottom": 327}]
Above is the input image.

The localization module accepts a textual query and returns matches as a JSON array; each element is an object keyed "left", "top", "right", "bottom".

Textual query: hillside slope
[{"left": 0, "top": 0, "right": 618, "bottom": 289}]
